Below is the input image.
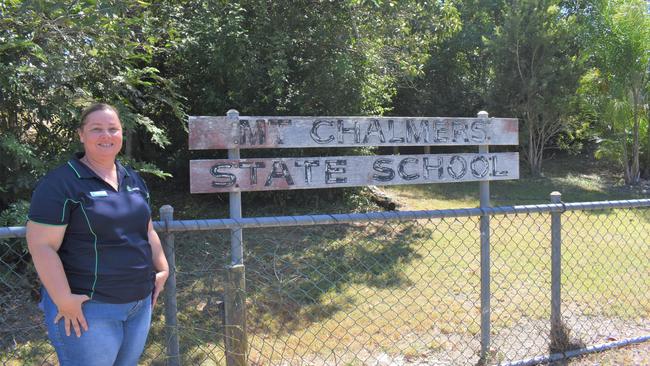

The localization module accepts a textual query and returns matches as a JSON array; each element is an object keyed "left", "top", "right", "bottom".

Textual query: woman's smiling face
[{"left": 78, "top": 108, "right": 123, "bottom": 160}]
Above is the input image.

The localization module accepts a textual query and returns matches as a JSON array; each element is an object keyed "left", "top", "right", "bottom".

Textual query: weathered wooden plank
[
  {"left": 224, "top": 264, "right": 247, "bottom": 366},
  {"left": 189, "top": 116, "right": 239, "bottom": 151},
  {"left": 189, "top": 116, "right": 518, "bottom": 149},
  {"left": 190, "top": 152, "right": 519, "bottom": 193}
]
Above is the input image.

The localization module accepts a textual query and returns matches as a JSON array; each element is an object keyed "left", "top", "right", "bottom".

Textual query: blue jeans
[{"left": 40, "top": 288, "right": 152, "bottom": 366}]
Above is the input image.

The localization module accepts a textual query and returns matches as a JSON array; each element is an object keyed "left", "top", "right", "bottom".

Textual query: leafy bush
[
  {"left": 0, "top": 200, "right": 32, "bottom": 292},
  {"left": 0, "top": 199, "right": 29, "bottom": 255}
]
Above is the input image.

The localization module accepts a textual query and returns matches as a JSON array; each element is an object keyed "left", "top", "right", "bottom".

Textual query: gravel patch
[
  {"left": 284, "top": 312, "right": 648, "bottom": 366},
  {"left": 566, "top": 341, "right": 650, "bottom": 366}
]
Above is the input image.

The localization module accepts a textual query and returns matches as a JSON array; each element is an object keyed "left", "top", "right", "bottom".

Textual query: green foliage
[
  {"left": 120, "top": 157, "right": 173, "bottom": 180},
  {"left": 0, "top": 200, "right": 29, "bottom": 262},
  {"left": 165, "top": 0, "right": 459, "bottom": 117},
  {"left": 0, "top": 133, "right": 46, "bottom": 197},
  {"left": 0, "top": 0, "right": 183, "bottom": 208},
  {"left": 393, "top": 0, "right": 499, "bottom": 116},
  {"left": 157, "top": 0, "right": 463, "bottom": 192},
  {"left": 487, "top": 0, "right": 584, "bottom": 176},
  {"left": 0, "top": 200, "right": 29, "bottom": 228},
  {"left": 592, "top": 99, "right": 649, "bottom": 169},
  {"left": 1, "top": 0, "right": 649, "bottom": 211},
  {"left": 576, "top": 0, "right": 650, "bottom": 184}
]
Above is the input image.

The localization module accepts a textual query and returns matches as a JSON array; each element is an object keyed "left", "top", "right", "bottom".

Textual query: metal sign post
[
  {"left": 224, "top": 109, "right": 246, "bottom": 366},
  {"left": 477, "top": 111, "right": 491, "bottom": 362}
]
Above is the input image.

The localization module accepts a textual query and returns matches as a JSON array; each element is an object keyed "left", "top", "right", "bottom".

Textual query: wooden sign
[
  {"left": 189, "top": 116, "right": 518, "bottom": 149},
  {"left": 190, "top": 152, "right": 519, "bottom": 193}
]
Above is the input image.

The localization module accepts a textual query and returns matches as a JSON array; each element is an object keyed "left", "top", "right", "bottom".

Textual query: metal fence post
[
  {"left": 225, "top": 109, "right": 247, "bottom": 366},
  {"left": 160, "top": 205, "right": 180, "bottom": 366},
  {"left": 550, "top": 191, "right": 563, "bottom": 347},
  {"left": 478, "top": 111, "right": 491, "bottom": 363},
  {"left": 227, "top": 109, "right": 244, "bottom": 266}
]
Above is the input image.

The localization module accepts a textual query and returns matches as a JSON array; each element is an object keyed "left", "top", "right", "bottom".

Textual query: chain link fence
[{"left": 1, "top": 197, "right": 649, "bottom": 365}]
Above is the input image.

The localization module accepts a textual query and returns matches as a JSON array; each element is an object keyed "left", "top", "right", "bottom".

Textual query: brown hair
[{"left": 79, "top": 103, "right": 120, "bottom": 129}]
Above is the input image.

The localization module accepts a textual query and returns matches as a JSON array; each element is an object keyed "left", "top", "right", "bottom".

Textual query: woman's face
[{"left": 78, "top": 108, "right": 123, "bottom": 160}]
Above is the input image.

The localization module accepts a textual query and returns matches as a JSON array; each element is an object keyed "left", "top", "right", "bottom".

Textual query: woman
[{"left": 26, "top": 103, "right": 169, "bottom": 366}]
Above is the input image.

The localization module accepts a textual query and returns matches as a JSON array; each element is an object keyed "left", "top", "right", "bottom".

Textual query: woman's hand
[
  {"left": 54, "top": 294, "right": 91, "bottom": 337},
  {"left": 152, "top": 270, "right": 169, "bottom": 308},
  {"left": 147, "top": 219, "right": 169, "bottom": 308}
]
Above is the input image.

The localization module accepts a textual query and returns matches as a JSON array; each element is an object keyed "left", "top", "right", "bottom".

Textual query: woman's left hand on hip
[{"left": 152, "top": 270, "right": 169, "bottom": 308}]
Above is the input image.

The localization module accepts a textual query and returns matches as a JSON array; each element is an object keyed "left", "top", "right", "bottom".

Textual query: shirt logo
[
  {"left": 126, "top": 185, "right": 141, "bottom": 192},
  {"left": 90, "top": 190, "right": 108, "bottom": 197}
]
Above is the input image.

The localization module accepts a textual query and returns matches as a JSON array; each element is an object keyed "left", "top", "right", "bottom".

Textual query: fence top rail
[
  {"left": 2, "top": 198, "right": 649, "bottom": 238},
  {"left": 151, "top": 198, "right": 650, "bottom": 231}
]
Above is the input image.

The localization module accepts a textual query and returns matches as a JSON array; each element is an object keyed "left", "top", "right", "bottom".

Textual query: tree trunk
[
  {"left": 646, "top": 102, "right": 650, "bottom": 178},
  {"left": 528, "top": 120, "right": 535, "bottom": 176},
  {"left": 526, "top": 112, "right": 546, "bottom": 177},
  {"left": 630, "top": 88, "right": 640, "bottom": 185},
  {"left": 530, "top": 156, "right": 543, "bottom": 177},
  {"left": 622, "top": 127, "right": 632, "bottom": 184}
]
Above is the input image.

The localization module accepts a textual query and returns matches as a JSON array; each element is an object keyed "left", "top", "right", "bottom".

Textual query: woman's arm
[
  {"left": 148, "top": 219, "right": 169, "bottom": 307},
  {"left": 26, "top": 221, "right": 89, "bottom": 337}
]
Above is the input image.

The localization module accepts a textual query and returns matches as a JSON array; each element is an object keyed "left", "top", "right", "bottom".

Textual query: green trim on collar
[
  {"left": 115, "top": 160, "right": 130, "bottom": 178},
  {"left": 69, "top": 155, "right": 95, "bottom": 179},
  {"left": 71, "top": 153, "right": 129, "bottom": 182},
  {"left": 67, "top": 161, "right": 81, "bottom": 178}
]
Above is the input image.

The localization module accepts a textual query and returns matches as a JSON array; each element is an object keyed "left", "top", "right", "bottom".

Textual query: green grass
[
  {"left": 237, "top": 212, "right": 648, "bottom": 365},
  {"left": 382, "top": 154, "right": 643, "bottom": 210}
]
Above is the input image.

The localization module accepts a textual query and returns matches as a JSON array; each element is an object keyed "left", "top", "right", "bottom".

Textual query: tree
[
  {"left": 579, "top": 0, "right": 649, "bottom": 184},
  {"left": 0, "top": 0, "right": 182, "bottom": 208},
  {"left": 393, "top": 0, "right": 503, "bottom": 117},
  {"left": 159, "top": 0, "right": 462, "bottom": 185},
  {"left": 487, "top": 0, "right": 583, "bottom": 176},
  {"left": 165, "top": 0, "right": 460, "bottom": 117}
]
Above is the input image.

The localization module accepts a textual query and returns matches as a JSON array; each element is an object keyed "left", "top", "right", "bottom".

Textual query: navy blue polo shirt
[{"left": 28, "top": 153, "right": 154, "bottom": 303}]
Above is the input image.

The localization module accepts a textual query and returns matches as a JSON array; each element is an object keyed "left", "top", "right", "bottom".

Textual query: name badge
[{"left": 90, "top": 190, "right": 108, "bottom": 197}]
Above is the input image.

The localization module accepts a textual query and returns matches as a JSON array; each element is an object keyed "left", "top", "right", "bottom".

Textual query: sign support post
[
  {"left": 477, "top": 111, "right": 491, "bottom": 363},
  {"left": 227, "top": 109, "right": 244, "bottom": 265},
  {"left": 550, "top": 191, "right": 564, "bottom": 350},
  {"left": 224, "top": 109, "right": 247, "bottom": 366}
]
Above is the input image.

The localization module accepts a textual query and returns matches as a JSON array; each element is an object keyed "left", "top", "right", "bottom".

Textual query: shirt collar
[{"left": 68, "top": 152, "right": 130, "bottom": 180}]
